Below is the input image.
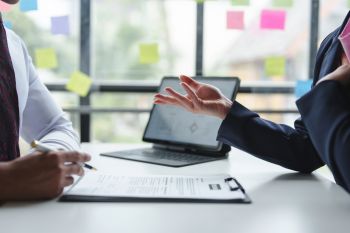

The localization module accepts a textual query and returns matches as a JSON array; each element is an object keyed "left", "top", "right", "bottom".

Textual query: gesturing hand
[
  {"left": 154, "top": 75, "right": 233, "bottom": 119},
  {"left": 0, "top": 151, "right": 91, "bottom": 201}
]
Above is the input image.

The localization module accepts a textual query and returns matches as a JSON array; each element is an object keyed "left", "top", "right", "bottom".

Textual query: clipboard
[{"left": 59, "top": 174, "right": 251, "bottom": 204}]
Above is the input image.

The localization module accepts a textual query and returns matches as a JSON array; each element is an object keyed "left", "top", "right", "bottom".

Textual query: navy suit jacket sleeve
[
  {"left": 216, "top": 11, "right": 350, "bottom": 190},
  {"left": 217, "top": 102, "right": 324, "bottom": 173},
  {"left": 297, "top": 81, "right": 350, "bottom": 191}
]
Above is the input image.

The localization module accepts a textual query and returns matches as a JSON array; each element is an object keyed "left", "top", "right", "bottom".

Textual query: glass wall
[{"left": 2, "top": 0, "right": 349, "bottom": 144}]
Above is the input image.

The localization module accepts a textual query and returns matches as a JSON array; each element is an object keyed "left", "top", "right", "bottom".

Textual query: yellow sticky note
[
  {"left": 66, "top": 71, "right": 92, "bottom": 97},
  {"left": 35, "top": 48, "right": 58, "bottom": 69},
  {"left": 231, "top": 0, "right": 250, "bottom": 6},
  {"left": 273, "top": 0, "right": 294, "bottom": 7},
  {"left": 139, "top": 43, "right": 159, "bottom": 64},
  {"left": 265, "top": 57, "right": 286, "bottom": 77}
]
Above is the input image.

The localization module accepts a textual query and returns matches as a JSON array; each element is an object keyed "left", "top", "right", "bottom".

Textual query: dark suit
[{"left": 217, "top": 11, "right": 350, "bottom": 191}]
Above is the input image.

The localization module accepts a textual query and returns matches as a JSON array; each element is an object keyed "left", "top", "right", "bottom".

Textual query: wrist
[{"left": 218, "top": 97, "right": 233, "bottom": 120}]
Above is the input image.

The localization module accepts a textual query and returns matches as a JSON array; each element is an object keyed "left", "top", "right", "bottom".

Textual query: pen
[{"left": 31, "top": 140, "right": 97, "bottom": 171}]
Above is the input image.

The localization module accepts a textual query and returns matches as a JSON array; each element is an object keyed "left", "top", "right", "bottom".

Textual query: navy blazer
[{"left": 217, "top": 11, "right": 350, "bottom": 191}]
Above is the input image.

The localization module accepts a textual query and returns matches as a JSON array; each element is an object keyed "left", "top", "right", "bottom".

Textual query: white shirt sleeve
[{"left": 18, "top": 38, "right": 80, "bottom": 151}]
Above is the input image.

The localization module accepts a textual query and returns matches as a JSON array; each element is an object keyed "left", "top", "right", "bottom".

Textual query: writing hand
[{"left": 0, "top": 151, "right": 91, "bottom": 201}]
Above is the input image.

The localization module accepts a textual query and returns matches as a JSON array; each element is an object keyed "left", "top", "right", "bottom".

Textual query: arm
[
  {"left": 217, "top": 102, "right": 324, "bottom": 173},
  {"left": 154, "top": 76, "right": 324, "bottom": 173},
  {"left": 297, "top": 66, "right": 350, "bottom": 191},
  {"left": 19, "top": 39, "right": 80, "bottom": 151}
]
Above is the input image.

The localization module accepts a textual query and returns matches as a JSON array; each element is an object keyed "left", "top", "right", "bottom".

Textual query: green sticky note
[
  {"left": 265, "top": 57, "right": 286, "bottom": 76},
  {"left": 273, "top": 0, "right": 294, "bottom": 7},
  {"left": 66, "top": 71, "right": 92, "bottom": 97},
  {"left": 231, "top": 0, "right": 250, "bottom": 6},
  {"left": 196, "top": 0, "right": 205, "bottom": 3},
  {"left": 35, "top": 48, "right": 58, "bottom": 69},
  {"left": 139, "top": 43, "right": 159, "bottom": 64},
  {"left": 348, "top": 0, "right": 350, "bottom": 8}
]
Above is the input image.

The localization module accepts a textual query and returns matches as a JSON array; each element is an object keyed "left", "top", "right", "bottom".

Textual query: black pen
[{"left": 31, "top": 140, "right": 97, "bottom": 171}]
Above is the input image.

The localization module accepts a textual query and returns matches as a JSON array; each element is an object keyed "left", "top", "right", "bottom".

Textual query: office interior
[{"left": 2, "top": 0, "right": 346, "bottom": 178}]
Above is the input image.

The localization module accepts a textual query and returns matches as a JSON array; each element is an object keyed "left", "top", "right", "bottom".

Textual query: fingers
[
  {"left": 61, "top": 152, "right": 91, "bottom": 163},
  {"left": 179, "top": 75, "right": 200, "bottom": 90},
  {"left": 164, "top": 87, "right": 194, "bottom": 110},
  {"left": 181, "top": 82, "right": 200, "bottom": 106},
  {"left": 63, "top": 163, "right": 85, "bottom": 176},
  {"left": 62, "top": 176, "right": 75, "bottom": 187},
  {"left": 154, "top": 94, "right": 179, "bottom": 105}
]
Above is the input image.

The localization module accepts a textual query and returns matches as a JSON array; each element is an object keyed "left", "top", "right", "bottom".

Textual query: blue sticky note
[
  {"left": 4, "top": 20, "right": 12, "bottom": 29},
  {"left": 51, "top": 16, "right": 70, "bottom": 35},
  {"left": 20, "top": 0, "right": 38, "bottom": 12},
  {"left": 295, "top": 80, "right": 313, "bottom": 98}
]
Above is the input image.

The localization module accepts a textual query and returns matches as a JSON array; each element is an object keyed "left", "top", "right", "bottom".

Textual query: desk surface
[{"left": 1, "top": 144, "right": 350, "bottom": 233}]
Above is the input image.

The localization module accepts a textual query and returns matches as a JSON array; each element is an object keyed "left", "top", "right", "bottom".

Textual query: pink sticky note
[
  {"left": 339, "top": 19, "right": 350, "bottom": 63},
  {"left": 0, "top": 1, "right": 12, "bottom": 12},
  {"left": 227, "top": 11, "right": 244, "bottom": 30},
  {"left": 260, "top": 10, "right": 286, "bottom": 30}
]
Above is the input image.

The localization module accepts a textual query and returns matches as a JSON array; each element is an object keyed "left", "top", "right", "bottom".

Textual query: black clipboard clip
[{"left": 224, "top": 177, "right": 246, "bottom": 194}]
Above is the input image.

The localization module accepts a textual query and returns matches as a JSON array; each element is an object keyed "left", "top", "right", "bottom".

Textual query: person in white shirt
[{"left": 0, "top": 0, "right": 90, "bottom": 201}]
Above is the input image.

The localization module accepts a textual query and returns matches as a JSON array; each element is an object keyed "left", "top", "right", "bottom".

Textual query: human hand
[
  {"left": 316, "top": 65, "right": 350, "bottom": 89},
  {"left": 154, "top": 75, "right": 233, "bottom": 119},
  {"left": 0, "top": 151, "right": 91, "bottom": 201}
]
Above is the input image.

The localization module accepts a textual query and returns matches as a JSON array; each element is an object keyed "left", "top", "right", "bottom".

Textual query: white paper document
[{"left": 65, "top": 173, "right": 246, "bottom": 200}]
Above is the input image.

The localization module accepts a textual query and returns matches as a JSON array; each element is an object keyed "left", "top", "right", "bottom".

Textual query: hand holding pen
[{"left": 31, "top": 140, "right": 97, "bottom": 171}]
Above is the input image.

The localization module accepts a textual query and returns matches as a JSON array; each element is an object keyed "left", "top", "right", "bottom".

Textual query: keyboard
[{"left": 101, "top": 148, "right": 224, "bottom": 167}]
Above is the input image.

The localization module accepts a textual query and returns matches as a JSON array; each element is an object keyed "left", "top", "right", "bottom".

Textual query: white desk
[{"left": 1, "top": 144, "right": 350, "bottom": 233}]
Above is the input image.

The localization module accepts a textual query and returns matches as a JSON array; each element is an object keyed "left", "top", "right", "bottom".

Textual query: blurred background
[{"left": 1, "top": 0, "right": 349, "bottom": 146}]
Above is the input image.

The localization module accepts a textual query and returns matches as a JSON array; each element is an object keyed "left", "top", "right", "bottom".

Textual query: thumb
[{"left": 179, "top": 75, "right": 200, "bottom": 90}]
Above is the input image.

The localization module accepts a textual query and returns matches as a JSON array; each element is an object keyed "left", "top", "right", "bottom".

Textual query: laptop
[{"left": 101, "top": 77, "right": 240, "bottom": 167}]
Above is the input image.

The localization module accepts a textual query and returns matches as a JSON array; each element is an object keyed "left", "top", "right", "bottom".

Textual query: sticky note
[
  {"left": 231, "top": 0, "right": 250, "bottom": 6},
  {"left": 66, "top": 71, "right": 92, "bottom": 97},
  {"left": 272, "top": 0, "right": 294, "bottom": 7},
  {"left": 295, "top": 80, "right": 312, "bottom": 98},
  {"left": 348, "top": 0, "right": 350, "bottom": 8},
  {"left": 265, "top": 57, "right": 286, "bottom": 76},
  {"left": 51, "top": 16, "right": 70, "bottom": 35},
  {"left": 139, "top": 43, "right": 159, "bottom": 64},
  {"left": 35, "top": 48, "right": 58, "bottom": 69},
  {"left": 20, "top": 0, "right": 38, "bottom": 12},
  {"left": 4, "top": 20, "right": 13, "bottom": 29},
  {"left": 227, "top": 11, "right": 244, "bottom": 30},
  {"left": 0, "top": 1, "right": 12, "bottom": 12},
  {"left": 196, "top": 0, "right": 205, "bottom": 3},
  {"left": 260, "top": 10, "right": 286, "bottom": 30}
]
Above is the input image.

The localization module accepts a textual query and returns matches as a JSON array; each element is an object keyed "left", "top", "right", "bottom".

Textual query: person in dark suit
[{"left": 154, "top": 12, "right": 350, "bottom": 192}]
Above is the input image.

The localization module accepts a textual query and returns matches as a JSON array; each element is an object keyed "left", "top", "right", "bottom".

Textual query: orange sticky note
[
  {"left": 227, "top": 11, "right": 244, "bottom": 30},
  {"left": 35, "top": 48, "right": 58, "bottom": 69},
  {"left": 66, "top": 71, "right": 92, "bottom": 97},
  {"left": 260, "top": 10, "right": 286, "bottom": 30}
]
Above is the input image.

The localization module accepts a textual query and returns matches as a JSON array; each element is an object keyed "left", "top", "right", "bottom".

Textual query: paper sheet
[{"left": 65, "top": 173, "right": 245, "bottom": 200}]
